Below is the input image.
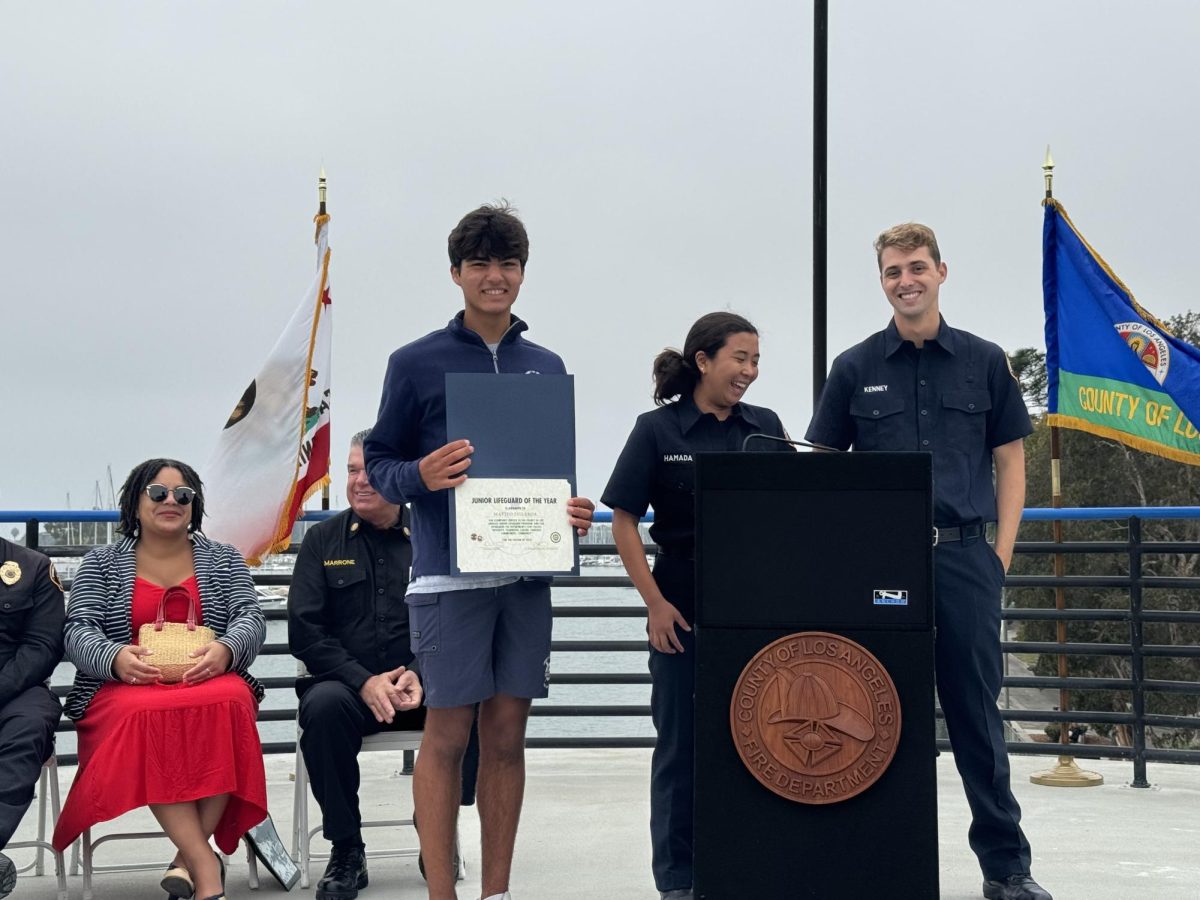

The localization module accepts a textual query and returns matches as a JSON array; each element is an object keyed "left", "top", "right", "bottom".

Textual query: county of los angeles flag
[
  {"left": 1043, "top": 198, "right": 1200, "bottom": 465},
  {"left": 204, "top": 214, "right": 333, "bottom": 563}
]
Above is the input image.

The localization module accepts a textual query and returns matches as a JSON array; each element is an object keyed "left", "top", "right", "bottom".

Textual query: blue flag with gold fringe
[{"left": 1043, "top": 198, "right": 1200, "bottom": 465}]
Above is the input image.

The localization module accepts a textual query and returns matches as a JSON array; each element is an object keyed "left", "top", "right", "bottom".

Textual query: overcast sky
[{"left": 4, "top": 0, "right": 1199, "bottom": 512}]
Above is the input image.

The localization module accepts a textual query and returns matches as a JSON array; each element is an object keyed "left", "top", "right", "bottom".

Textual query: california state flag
[{"left": 204, "top": 213, "right": 333, "bottom": 564}]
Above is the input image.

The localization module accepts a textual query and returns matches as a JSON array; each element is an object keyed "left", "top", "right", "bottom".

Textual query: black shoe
[
  {"left": 0, "top": 852, "right": 15, "bottom": 900},
  {"left": 316, "top": 846, "right": 368, "bottom": 900},
  {"left": 983, "top": 874, "right": 1053, "bottom": 900}
]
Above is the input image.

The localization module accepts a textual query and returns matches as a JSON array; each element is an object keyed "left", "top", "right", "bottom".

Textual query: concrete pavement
[{"left": 7, "top": 750, "right": 1198, "bottom": 899}]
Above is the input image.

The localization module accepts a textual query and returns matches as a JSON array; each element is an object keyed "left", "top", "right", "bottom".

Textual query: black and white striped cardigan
[{"left": 63, "top": 533, "right": 266, "bottom": 721}]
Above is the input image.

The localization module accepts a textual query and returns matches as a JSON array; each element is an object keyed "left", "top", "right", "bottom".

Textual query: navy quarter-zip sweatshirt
[{"left": 364, "top": 311, "right": 567, "bottom": 579}]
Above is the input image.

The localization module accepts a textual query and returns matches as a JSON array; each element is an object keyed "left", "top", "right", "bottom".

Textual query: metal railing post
[
  {"left": 26, "top": 518, "right": 39, "bottom": 551},
  {"left": 1128, "top": 516, "right": 1150, "bottom": 788}
]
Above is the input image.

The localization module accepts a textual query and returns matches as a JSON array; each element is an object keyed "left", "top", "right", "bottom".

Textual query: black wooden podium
[{"left": 693, "top": 451, "right": 938, "bottom": 899}]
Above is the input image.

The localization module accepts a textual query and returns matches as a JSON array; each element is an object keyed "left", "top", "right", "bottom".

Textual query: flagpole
[
  {"left": 1031, "top": 148, "right": 1103, "bottom": 788},
  {"left": 318, "top": 167, "right": 331, "bottom": 514}
]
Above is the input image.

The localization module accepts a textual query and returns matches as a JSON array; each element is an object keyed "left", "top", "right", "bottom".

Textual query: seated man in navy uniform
[
  {"left": 0, "top": 536, "right": 65, "bottom": 900},
  {"left": 288, "top": 429, "right": 477, "bottom": 900},
  {"left": 806, "top": 223, "right": 1051, "bottom": 900}
]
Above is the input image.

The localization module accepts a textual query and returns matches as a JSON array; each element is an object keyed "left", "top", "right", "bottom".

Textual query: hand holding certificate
[{"left": 445, "top": 373, "right": 581, "bottom": 575}]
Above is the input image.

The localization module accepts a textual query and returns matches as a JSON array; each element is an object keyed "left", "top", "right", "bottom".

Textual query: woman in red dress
[{"left": 54, "top": 459, "right": 268, "bottom": 900}]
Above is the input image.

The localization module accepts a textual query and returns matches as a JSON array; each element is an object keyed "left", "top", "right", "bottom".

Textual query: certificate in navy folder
[{"left": 445, "top": 373, "right": 579, "bottom": 576}]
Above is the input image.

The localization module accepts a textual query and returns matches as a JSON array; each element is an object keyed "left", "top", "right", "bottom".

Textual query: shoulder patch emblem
[{"left": 48, "top": 561, "right": 64, "bottom": 592}]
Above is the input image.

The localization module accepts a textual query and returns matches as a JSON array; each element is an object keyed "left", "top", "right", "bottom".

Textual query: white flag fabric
[{"left": 204, "top": 214, "right": 333, "bottom": 564}]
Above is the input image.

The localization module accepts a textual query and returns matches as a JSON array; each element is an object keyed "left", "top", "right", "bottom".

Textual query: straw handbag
[{"left": 137, "top": 585, "right": 216, "bottom": 684}]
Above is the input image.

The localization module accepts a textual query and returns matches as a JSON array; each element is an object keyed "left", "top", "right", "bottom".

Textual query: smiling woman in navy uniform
[
  {"left": 602, "top": 312, "right": 792, "bottom": 900},
  {"left": 806, "top": 223, "right": 1050, "bottom": 900}
]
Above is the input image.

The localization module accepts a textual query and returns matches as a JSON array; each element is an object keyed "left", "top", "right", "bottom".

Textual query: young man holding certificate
[{"left": 364, "top": 204, "right": 594, "bottom": 900}]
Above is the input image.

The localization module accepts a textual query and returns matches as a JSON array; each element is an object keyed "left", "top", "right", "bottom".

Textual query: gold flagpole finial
[
  {"left": 318, "top": 167, "right": 328, "bottom": 215},
  {"left": 1042, "top": 145, "right": 1055, "bottom": 200}
]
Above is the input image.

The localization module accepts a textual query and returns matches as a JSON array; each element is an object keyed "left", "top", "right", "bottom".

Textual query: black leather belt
[{"left": 934, "top": 522, "right": 996, "bottom": 545}]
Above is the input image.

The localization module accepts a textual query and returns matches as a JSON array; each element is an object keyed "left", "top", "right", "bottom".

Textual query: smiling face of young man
[
  {"left": 452, "top": 256, "right": 524, "bottom": 342},
  {"left": 879, "top": 245, "right": 947, "bottom": 342}
]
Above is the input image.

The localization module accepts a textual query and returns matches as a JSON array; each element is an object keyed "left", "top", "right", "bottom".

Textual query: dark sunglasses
[{"left": 145, "top": 484, "right": 197, "bottom": 506}]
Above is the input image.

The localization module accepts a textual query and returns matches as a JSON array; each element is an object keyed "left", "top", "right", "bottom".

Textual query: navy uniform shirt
[
  {"left": 287, "top": 507, "right": 415, "bottom": 695},
  {"left": 603, "top": 395, "right": 792, "bottom": 618},
  {"left": 0, "top": 537, "right": 65, "bottom": 708},
  {"left": 805, "top": 317, "right": 1032, "bottom": 526}
]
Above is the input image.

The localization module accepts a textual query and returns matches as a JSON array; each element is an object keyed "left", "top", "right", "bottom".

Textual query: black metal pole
[
  {"left": 812, "top": 0, "right": 828, "bottom": 404},
  {"left": 1128, "top": 516, "right": 1150, "bottom": 788}
]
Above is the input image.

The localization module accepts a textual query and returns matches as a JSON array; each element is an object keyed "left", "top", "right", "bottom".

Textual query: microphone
[{"left": 740, "top": 433, "right": 844, "bottom": 452}]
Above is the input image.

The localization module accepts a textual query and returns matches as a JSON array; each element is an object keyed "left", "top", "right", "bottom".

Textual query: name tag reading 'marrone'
[{"left": 453, "top": 477, "right": 575, "bottom": 574}]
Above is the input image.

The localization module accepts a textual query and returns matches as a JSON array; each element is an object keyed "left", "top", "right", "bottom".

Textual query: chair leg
[
  {"left": 33, "top": 765, "right": 48, "bottom": 876},
  {"left": 46, "top": 759, "right": 69, "bottom": 900},
  {"left": 295, "top": 744, "right": 311, "bottom": 889},
  {"left": 244, "top": 836, "right": 260, "bottom": 890},
  {"left": 34, "top": 765, "right": 48, "bottom": 876},
  {"left": 454, "top": 828, "right": 465, "bottom": 881},
  {"left": 291, "top": 768, "right": 302, "bottom": 856},
  {"left": 82, "top": 828, "right": 94, "bottom": 900}
]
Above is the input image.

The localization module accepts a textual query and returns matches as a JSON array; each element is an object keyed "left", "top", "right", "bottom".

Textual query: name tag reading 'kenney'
[{"left": 454, "top": 477, "right": 575, "bottom": 573}]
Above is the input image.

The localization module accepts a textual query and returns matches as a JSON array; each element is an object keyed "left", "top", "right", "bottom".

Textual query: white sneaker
[{"left": 481, "top": 894, "right": 512, "bottom": 900}]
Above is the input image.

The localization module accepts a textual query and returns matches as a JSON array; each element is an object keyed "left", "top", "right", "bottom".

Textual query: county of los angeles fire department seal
[{"left": 729, "top": 631, "right": 901, "bottom": 805}]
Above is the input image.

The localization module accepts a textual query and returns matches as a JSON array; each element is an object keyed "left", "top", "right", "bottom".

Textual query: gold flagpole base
[{"left": 1030, "top": 755, "right": 1104, "bottom": 787}]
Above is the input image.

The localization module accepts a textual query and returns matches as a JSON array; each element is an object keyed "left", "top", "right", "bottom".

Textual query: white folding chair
[
  {"left": 70, "top": 823, "right": 241, "bottom": 900},
  {"left": 292, "top": 727, "right": 466, "bottom": 888},
  {"left": 6, "top": 755, "right": 68, "bottom": 900}
]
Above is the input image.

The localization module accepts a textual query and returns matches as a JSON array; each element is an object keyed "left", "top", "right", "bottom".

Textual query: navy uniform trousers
[
  {"left": 0, "top": 685, "right": 61, "bottom": 849},
  {"left": 936, "top": 535, "right": 1032, "bottom": 880},
  {"left": 646, "top": 554, "right": 695, "bottom": 894},
  {"left": 298, "top": 681, "right": 480, "bottom": 846}
]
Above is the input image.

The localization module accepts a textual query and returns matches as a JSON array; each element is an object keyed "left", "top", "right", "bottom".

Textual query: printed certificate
[
  {"left": 445, "top": 372, "right": 579, "bottom": 576},
  {"left": 453, "top": 477, "right": 575, "bottom": 573}
]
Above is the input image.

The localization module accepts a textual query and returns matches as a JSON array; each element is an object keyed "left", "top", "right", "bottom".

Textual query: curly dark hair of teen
[
  {"left": 652, "top": 311, "right": 759, "bottom": 405},
  {"left": 448, "top": 202, "right": 530, "bottom": 271},
  {"left": 117, "top": 458, "right": 206, "bottom": 535}
]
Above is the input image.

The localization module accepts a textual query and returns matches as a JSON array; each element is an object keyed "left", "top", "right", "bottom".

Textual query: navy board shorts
[{"left": 405, "top": 579, "right": 553, "bottom": 709}]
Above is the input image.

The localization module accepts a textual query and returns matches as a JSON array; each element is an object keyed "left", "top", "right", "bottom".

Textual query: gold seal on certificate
[{"left": 454, "top": 477, "right": 576, "bottom": 573}]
